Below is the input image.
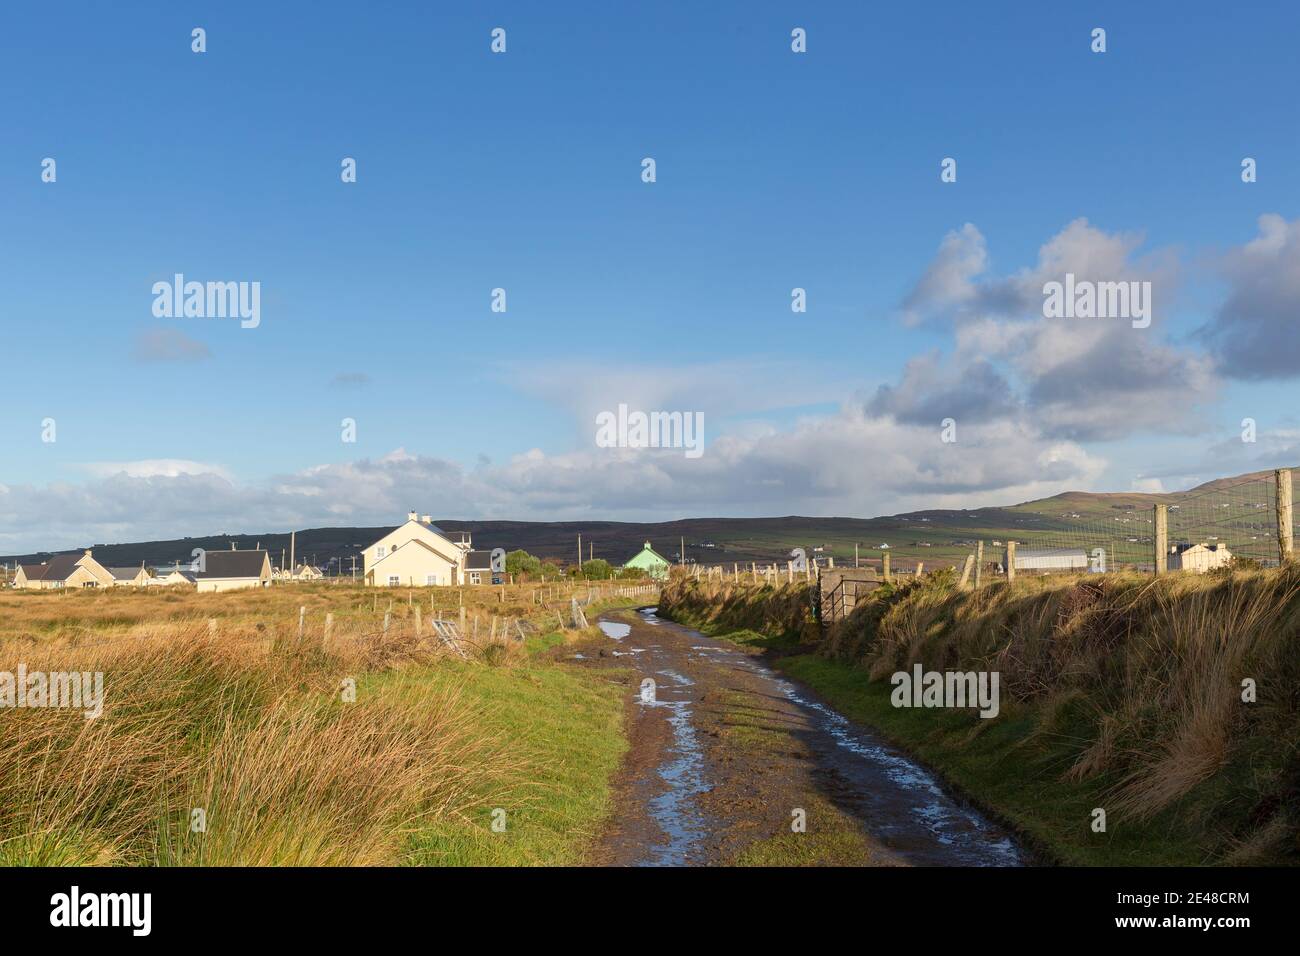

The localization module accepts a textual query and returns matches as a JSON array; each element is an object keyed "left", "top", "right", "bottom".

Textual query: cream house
[
  {"left": 108, "top": 565, "right": 152, "bottom": 587},
  {"left": 195, "top": 549, "right": 273, "bottom": 593},
  {"left": 1169, "top": 542, "right": 1232, "bottom": 573},
  {"left": 363, "top": 513, "right": 473, "bottom": 587},
  {"left": 15, "top": 550, "right": 116, "bottom": 589},
  {"left": 152, "top": 567, "right": 198, "bottom": 587}
]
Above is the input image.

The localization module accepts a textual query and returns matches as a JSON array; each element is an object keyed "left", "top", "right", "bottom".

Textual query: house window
[
  {"left": 470, "top": 572, "right": 481, "bottom": 585},
  {"left": 376, "top": 546, "right": 387, "bottom": 559},
  {"left": 388, "top": 575, "right": 400, "bottom": 587},
  {"left": 426, "top": 575, "right": 438, "bottom": 586}
]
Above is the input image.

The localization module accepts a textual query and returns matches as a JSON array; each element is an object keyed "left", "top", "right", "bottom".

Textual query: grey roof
[
  {"left": 108, "top": 567, "right": 145, "bottom": 580},
  {"left": 39, "top": 553, "right": 89, "bottom": 581},
  {"left": 196, "top": 550, "right": 269, "bottom": 579},
  {"left": 19, "top": 564, "right": 48, "bottom": 580},
  {"left": 465, "top": 550, "right": 494, "bottom": 571}
]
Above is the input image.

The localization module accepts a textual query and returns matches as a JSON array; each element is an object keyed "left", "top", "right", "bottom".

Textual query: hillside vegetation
[{"left": 661, "top": 567, "right": 1300, "bottom": 865}]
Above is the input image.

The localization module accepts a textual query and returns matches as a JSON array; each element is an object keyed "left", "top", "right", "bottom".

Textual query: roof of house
[
  {"left": 625, "top": 541, "right": 670, "bottom": 566},
  {"left": 464, "top": 550, "right": 495, "bottom": 571},
  {"left": 196, "top": 550, "right": 269, "bottom": 579},
  {"left": 108, "top": 567, "right": 145, "bottom": 580},
  {"left": 40, "top": 553, "right": 90, "bottom": 581},
  {"left": 166, "top": 569, "right": 198, "bottom": 582},
  {"left": 19, "top": 563, "right": 48, "bottom": 580}
]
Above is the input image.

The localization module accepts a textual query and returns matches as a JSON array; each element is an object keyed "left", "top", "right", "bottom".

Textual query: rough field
[{"left": 0, "top": 581, "right": 645, "bottom": 866}]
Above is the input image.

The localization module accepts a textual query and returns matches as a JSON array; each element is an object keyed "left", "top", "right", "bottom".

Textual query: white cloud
[
  {"left": 1199, "top": 213, "right": 1300, "bottom": 379},
  {"left": 897, "top": 218, "right": 1213, "bottom": 441},
  {"left": 81, "top": 460, "right": 233, "bottom": 480}
]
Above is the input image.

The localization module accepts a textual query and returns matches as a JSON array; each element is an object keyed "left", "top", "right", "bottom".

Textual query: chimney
[{"left": 421, "top": 515, "right": 432, "bottom": 524}]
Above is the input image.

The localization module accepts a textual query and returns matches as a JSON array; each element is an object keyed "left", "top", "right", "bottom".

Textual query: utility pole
[
  {"left": 578, "top": 533, "right": 582, "bottom": 571},
  {"left": 680, "top": 536, "right": 685, "bottom": 565}
]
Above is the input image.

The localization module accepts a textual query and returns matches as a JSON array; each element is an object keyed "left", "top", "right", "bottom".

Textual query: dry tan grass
[
  {"left": 812, "top": 564, "right": 1300, "bottom": 850},
  {"left": 0, "top": 607, "right": 514, "bottom": 865}
]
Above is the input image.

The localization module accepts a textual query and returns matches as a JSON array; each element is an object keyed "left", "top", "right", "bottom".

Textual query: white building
[
  {"left": 362, "top": 513, "right": 474, "bottom": 587},
  {"left": 195, "top": 549, "right": 273, "bottom": 593},
  {"left": 1014, "top": 548, "right": 1089, "bottom": 571},
  {"left": 1169, "top": 542, "right": 1232, "bottom": 573}
]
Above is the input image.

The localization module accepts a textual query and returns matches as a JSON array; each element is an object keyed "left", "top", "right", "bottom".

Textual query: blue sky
[{"left": 3, "top": 1, "right": 1300, "bottom": 551}]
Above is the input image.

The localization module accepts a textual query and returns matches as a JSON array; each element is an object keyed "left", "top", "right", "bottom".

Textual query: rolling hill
[{"left": 3, "top": 467, "right": 1292, "bottom": 574}]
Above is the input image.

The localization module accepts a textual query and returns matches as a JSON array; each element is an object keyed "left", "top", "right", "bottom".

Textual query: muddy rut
[{"left": 581, "top": 608, "right": 1022, "bottom": 867}]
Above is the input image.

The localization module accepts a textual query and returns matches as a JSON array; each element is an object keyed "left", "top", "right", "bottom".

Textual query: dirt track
[{"left": 579, "top": 608, "right": 1022, "bottom": 867}]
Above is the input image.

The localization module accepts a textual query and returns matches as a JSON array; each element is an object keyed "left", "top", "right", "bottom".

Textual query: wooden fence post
[
  {"left": 1154, "top": 504, "right": 1168, "bottom": 575},
  {"left": 1005, "top": 541, "right": 1016, "bottom": 583},
  {"left": 298, "top": 605, "right": 306, "bottom": 638},
  {"left": 958, "top": 554, "right": 974, "bottom": 589},
  {"left": 882, "top": 552, "right": 891, "bottom": 583},
  {"left": 974, "top": 541, "right": 984, "bottom": 589},
  {"left": 1277, "top": 468, "right": 1293, "bottom": 563},
  {"left": 324, "top": 613, "right": 334, "bottom": 641}
]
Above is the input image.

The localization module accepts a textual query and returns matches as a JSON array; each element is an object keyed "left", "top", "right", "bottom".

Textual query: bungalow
[
  {"left": 15, "top": 550, "right": 116, "bottom": 589},
  {"left": 293, "top": 564, "right": 324, "bottom": 581},
  {"left": 195, "top": 549, "right": 273, "bottom": 593},
  {"left": 107, "top": 565, "right": 151, "bottom": 588},
  {"left": 362, "top": 513, "right": 473, "bottom": 587},
  {"left": 1169, "top": 542, "right": 1232, "bottom": 573},
  {"left": 623, "top": 540, "right": 671, "bottom": 580},
  {"left": 153, "top": 567, "right": 198, "bottom": 587}
]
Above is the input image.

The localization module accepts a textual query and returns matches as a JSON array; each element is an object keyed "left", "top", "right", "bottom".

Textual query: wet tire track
[{"left": 587, "top": 608, "right": 1023, "bottom": 867}]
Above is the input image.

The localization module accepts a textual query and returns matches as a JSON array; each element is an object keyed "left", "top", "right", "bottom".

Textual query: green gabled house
[{"left": 623, "top": 540, "right": 671, "bottom": 580}]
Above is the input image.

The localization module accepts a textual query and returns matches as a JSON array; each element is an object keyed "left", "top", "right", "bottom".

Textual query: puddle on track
[
  {"left": 609, "top": 606, "right": 1023, "bottom": 867},
  {"left": 598, "top": 621, "right": 631, "bottom": 640},
  {"left": 638, "top": 669, "right": 709, "bottom": 866}
]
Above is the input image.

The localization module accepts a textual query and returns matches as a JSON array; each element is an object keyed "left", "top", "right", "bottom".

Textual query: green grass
[
  {"left": 370, "top": 658, "right": 628, "bottom": 866},
  {"left": 766, "top": 653, "right": 1215, "bottom": 866},
  {"left": 731, "top": 793, "right": 883, "bottom": 867}
]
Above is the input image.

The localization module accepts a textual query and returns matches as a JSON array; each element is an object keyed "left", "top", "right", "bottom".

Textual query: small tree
[
  {"left": 505, "top": 549, "right": 542, "bottom": 578},
  {"left": 580, "top": 559, "right": 613, "bottom": 580}
]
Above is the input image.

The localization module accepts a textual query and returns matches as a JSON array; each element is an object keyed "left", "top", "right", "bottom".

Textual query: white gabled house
[
  {"left": 363, "top": 513, "right": 473, "bottom": 587},
  {"left": 195, "top": 549, "right": 273, "bottom": 593}
]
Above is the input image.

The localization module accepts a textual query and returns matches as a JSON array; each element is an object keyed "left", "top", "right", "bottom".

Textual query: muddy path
[{"left": 580, "top": 607, "right": 1022, "bottom": 867}]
